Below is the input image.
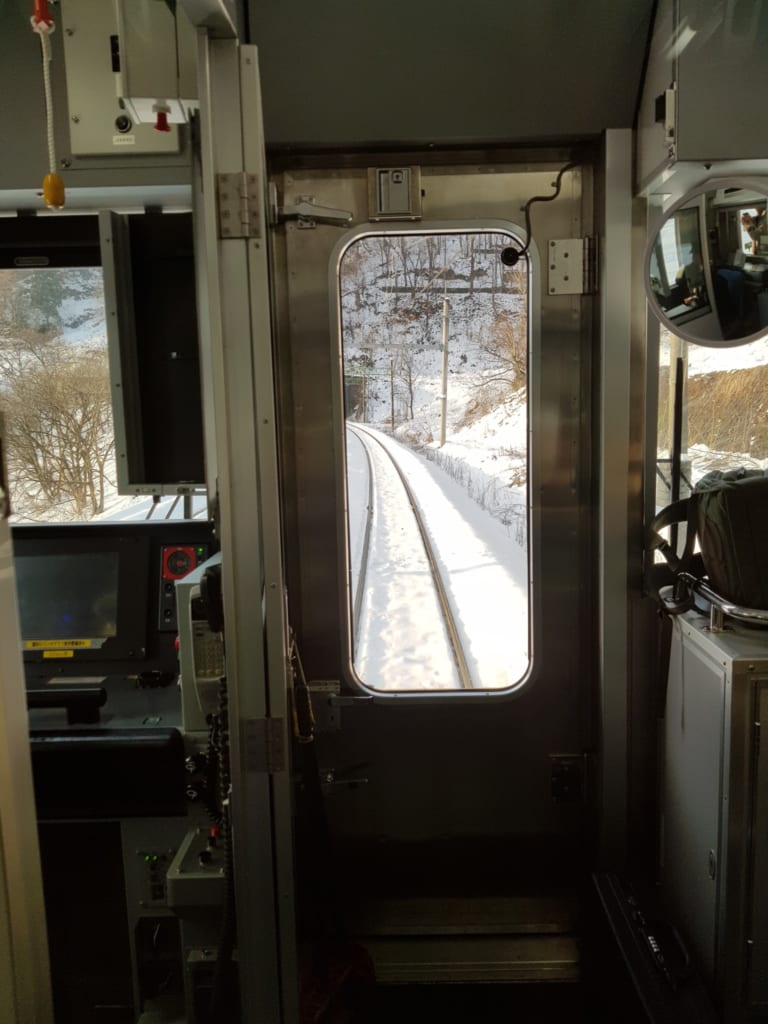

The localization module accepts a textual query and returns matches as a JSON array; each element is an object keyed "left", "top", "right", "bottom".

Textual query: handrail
[{"left": 676, "top": 572, "right": 768, "bottom": 629}]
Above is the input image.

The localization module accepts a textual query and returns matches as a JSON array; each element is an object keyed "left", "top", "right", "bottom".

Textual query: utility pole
[
  {"left": 439, "top": 297, "right": 449, "bottom": 447},
  {"left": 389, "top": 355, "right": 395, "bottom": 433}
]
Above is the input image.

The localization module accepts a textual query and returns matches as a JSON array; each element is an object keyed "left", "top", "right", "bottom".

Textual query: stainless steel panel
[
  {"left": 598, "top": 129, "right": 634, "bottom": 866},
  {"left": 663, "top": 619, "right": 725, "bottom": 974},
  {"left": 663, "top": 612, "right": 768, "bottom": 1022},
  {"left": 272, "top": 159, "right": 593, "bottom": 848}
]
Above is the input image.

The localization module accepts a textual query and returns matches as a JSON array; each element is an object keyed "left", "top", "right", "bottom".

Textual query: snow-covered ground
[
  {"left": 95, "top": 492, "right": 208, "bottom": 522},
  {"left": 347, "top": 425, "right": 529, "bottom": 692}
]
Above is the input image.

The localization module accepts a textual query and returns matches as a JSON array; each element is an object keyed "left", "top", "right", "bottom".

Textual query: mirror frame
[{"left": 645, "top": 177, "right": 768, "bottom": 348}]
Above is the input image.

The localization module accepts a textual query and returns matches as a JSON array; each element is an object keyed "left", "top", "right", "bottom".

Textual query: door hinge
[
  {"left": 244, "top": 717, "right": 286, "bottom": 773},
  {"left": 216, "top": 172, "right": 261, "bottom": 239},
  {"left": 547, "top": 237, "right": 597, "bottom": 295}
]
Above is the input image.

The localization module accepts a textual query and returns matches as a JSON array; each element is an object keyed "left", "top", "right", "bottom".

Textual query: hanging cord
[
  {"left": 31, "top": 0, "right": 65, "bottom": 208},
  {"left": 39, "top": 31, "right": 55, "bottom": 174},
  {"left": 502, "top": 161, "right": 579, "bottom": 266}
]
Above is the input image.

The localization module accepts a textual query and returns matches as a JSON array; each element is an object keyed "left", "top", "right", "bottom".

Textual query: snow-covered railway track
[{"left": 348, "top": 423, "right": 474, "bottom": 691}]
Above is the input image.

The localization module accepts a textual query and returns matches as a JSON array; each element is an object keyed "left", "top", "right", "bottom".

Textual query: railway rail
[{"left": 347, "top": 423, "right": 475, "bottom": 690}]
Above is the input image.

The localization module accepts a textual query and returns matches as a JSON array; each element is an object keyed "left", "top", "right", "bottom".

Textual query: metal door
[{"left": 271, "top": 157, "right": 594, "bottom": 885}]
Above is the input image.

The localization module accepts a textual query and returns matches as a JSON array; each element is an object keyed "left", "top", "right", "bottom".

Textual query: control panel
[
  {"left": 158, "top": 544, "right": 208, "bottom": 632},
  {"left": 167, "top": 827, "right": 225, "bottom": 909},
  {"left": 176, "top": 553, "right": 224, "bottom": 733}
]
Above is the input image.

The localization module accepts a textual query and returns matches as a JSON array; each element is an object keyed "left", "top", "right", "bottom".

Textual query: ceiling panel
[{"left": 248, "top": 0, "right": 655, "bottom": 147}]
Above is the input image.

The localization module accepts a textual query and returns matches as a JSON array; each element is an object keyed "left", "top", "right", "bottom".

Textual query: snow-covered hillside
[{"left": 340, "top": 232, "right": 529, "bottom": 543}]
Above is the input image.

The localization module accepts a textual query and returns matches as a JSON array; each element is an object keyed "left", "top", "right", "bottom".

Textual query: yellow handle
[{"left": 42, "top": 172, "right": 65, "bottom": 209}]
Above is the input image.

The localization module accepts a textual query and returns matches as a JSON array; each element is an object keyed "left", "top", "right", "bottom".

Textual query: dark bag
[
  {"left": 648, "top": 468, "right": 768, "bottom": 610},
  {"left": 694, "top": 468, "right": 768, "bottom": 608}
]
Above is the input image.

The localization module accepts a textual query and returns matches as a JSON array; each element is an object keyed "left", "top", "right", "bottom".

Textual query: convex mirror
[{"left": 646, "top": 179, "right": 768, "bottom": 346}]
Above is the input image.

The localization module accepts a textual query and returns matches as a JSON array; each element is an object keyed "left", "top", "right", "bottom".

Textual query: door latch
[{"left": 272, "top": 188, "right": 353, "bottom": 229}]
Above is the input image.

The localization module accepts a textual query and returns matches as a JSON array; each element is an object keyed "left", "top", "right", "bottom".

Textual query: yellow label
[
  {"left": 43, "top": 650, "right": 75, "bottom": 660},
  {"left": 25, "top": 639, "right": 93, "bottom": 650}
]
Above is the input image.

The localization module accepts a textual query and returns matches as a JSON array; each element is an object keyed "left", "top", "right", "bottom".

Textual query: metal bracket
[
  {"left": 307, "top": 680, "right": 342, "bottom": 732},
  {"left": 550, "top": 754, "right": 586, "bottom": 802},
  {"left": 664, "top": 83, "right": 677, "bottom": 152},
  {"left": 320, "top": 764, "right": 370, "bottom": 792},
  {"left": 216, "top": 172, "right": 261, "bottom": 239},
  {"left": 547, "top": 237, "right": 597, "bottom": 295},
  {"left": 244, "top": 717, "right": 286, "bottom": 773},
  {"left": 276, "top": 194, "right": 353, "bottom": 229}
]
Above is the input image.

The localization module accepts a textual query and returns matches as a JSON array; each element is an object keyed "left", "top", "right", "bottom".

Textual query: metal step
[
  {"left": 344, "top": 895, "right": 579, "bottom": 936},
  {"left": 344, "top": 895, "right": 580, "bottom": 984},
  {"left": 363, "top": 934, "right": 580, "bottom": 983}
]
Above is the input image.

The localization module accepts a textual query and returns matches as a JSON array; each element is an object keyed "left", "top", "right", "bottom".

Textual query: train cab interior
[{"left": 1, "top": 1, "right": 768, "bottom": 1022}]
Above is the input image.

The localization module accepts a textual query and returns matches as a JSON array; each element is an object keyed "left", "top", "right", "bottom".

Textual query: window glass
[
  {"left": 657, "top": 325, "right": 768, "bottom": 509},
  {"left": 339, "top": 231, "right": 530, "bottom": 692},
  {"left": 0, "top": 267, "right": 204, "bottom": 523}
]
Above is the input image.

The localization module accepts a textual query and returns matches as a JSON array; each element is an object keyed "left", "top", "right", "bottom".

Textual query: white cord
[{"left": 39, "top": 30, "right": 56, "bottom": 175}]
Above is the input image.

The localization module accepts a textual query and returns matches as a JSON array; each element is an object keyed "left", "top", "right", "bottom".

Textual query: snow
[
  {"left": 348, "top": 426, "right": 465, "bottom": 690},
  {"left": 340, "top": 232, "right": 531, "bottom": 693},
  {"left": 661, "top": 322, "right": 768, "bottom": 378},
  {"left": 95, "top": 492, "right": 208, "bottom": 522},
  {"left": 347, "top": 425, "right": 529, "bottom": 692}
]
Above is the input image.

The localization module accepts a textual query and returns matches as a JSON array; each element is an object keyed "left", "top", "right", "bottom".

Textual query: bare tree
[
  {"left": 0, "top": 335, "right": 115, "bottom": 520},
  {"left": 395, "top": 343, "right": 419, "bottom": 421},
  {"left": 477, "top": 310, "right": 527, "bottom": 395}
]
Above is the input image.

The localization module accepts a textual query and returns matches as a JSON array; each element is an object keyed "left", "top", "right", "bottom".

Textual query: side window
[
  {"left": 0, "top": 266, "right": 116, "bottom": 523},
  {"left": 656, "top": 325, "right": 768, "bottom": 507},
  {"left": 338, "top": 229, "right": 531, "bottom": 693},
  {"left": 0, "top": 231, "right": 206, "bottom": 524}
]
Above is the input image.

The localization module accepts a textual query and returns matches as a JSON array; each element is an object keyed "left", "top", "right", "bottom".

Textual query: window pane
[
  {"left": 339, "top": 231, "right": 530, "bottom": 692},
  {"left": 0, "top": 267, "right": 119, "bottom": 523},
  {"left": 657, "top": 326, "right": 768, "bottom": 508},
  {"left": 0, "top": 267, "right": 209, "bottom": 524}
]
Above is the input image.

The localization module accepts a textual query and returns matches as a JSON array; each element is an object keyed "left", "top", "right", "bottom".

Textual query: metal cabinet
[
  {"left": 637, "top": 0, "right": 768, "bottom": 197},
  {"left": 663, "top": 612, "right": 768, "bottom": 1021}
]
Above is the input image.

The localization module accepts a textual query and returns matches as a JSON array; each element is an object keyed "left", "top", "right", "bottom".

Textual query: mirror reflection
[{"left": 647, "top": 183, "right": 768, "bottom": 346}]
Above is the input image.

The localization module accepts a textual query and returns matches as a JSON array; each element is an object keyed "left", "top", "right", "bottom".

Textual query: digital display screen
[{"left": 15, "top": 551, "right": 119, "bottom": 641}]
